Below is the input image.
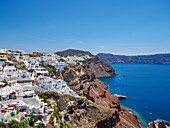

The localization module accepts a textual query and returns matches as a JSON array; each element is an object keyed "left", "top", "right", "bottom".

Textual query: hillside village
[
  {"left": 0, "top": 49, "right": 145, "bottom": 128},
  {"left": 0, "top": 49, "right": 91, "bottom": 127}
]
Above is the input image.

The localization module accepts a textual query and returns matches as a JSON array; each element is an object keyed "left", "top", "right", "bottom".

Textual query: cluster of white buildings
[
  {"left": 63, "top": 55, "right": 91, "bottom": 62},
  {"left": 0, "top": 59, "right": 34, "bottom": 82},
  {"left": 0, "top": 49, "right": 90, "bottom": 124},
  {"left": 0, "top": 83, "right": 52, "bottom": 124},
  {"left": 0, "top": 49, "right": 83, "bottom": 124},
  {"left": 0, "top": 49, "right": 91, "bottom": 72},
  {"left": 37, "top": 75, "right": 79, "bottom": 97}
]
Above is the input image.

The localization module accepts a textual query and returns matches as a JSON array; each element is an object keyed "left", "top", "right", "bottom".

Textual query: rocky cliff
[
  {"left": 52, "top": 49, "right": 141, "bottom": 128},
  {"left": 97, "top": 53, "right": 170, "bottom": 64},
  {"left": 83, "top": 56, "right": 118, "bottom": 77}
]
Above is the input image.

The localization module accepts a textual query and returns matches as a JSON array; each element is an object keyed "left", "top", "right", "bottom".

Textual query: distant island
[{"left": 96, "top": 53, "right": 170, "bottom": 64}]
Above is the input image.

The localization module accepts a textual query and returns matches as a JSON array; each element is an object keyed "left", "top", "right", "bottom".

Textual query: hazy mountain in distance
[{"left": 96, "top": 53, "right": 170, "bottom": 64}]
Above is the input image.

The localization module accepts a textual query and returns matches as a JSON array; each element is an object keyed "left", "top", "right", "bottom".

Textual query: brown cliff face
[
  {"left": 95, "top": 112, "right": 120, "bottom": 128},
  {"left": 84, "top": 56, "right": 118, "bottom": 77},
  {"left": 60, "top": 83, "right": 140, "bottom": 128},
  {"left": 86, "top": 84, "right": 140, "bottom": 128},
  {"left": 61, "top": 97, "right": 120, "bottom": 128},
  {"left": 86, "top": 84, "right": 120, "bottom": 109},
  {"left": 53, "top": 49, "right": 140, "bottom": 128}
]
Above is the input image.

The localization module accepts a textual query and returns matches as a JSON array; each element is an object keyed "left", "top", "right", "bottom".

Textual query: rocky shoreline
[{"left": 122, "top": 106, "right": 146, "bottom": 128}]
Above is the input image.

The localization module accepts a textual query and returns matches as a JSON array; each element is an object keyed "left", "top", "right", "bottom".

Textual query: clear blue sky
[{"left": 0, "top": 0, "right": 170, "bottom": 55}]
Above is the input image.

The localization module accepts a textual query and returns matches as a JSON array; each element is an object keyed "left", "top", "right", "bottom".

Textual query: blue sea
[{"left": 98, "top": 64, "right": 170, "bottom": 127}]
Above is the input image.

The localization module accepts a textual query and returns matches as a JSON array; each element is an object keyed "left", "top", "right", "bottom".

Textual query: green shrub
[
  {"left": 29, "top": 114, "right": 42, "bottom": 126},
  {"left": 35, "top": 91, "right": 60, "bottom": 103},
  {"left": 64, "top": 121, "right": 72, "bottom": 128},
  {"left": 28, "top": 69, "right": 34, "bottom": 72},
  {"left": 10, "top": 112, "right": 15, "bottom": 117},
  {"left": 53, "top": 106, "right": 61, "bottom": 123},
  {"left": 16, "top": 109, "right": 19, "bottom": 114},
  {"left": 49, "top": 116, "right": 54, "bottom": 126},
  {"left": 60, "top": 123, "right": 64, "bottom": 128},
  {"left": 8, "top": 120, "right": 29, "bottom": 128},
  {"left": 68, "top": 95, "right": 76, "bottom": 101},
  {"left": 0, "top": 121, "right": 6, "bottom": 128}
]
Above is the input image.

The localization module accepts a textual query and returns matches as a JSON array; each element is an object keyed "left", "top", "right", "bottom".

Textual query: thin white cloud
[
  {"left": 76, "top": 41, "right": 83, "bottom": 44},
  {"left": 69, "top": 38, "right": 76, "bottom": 41},
  {"left": 69, "top": 38, "right": 84, "bottom": 44}
]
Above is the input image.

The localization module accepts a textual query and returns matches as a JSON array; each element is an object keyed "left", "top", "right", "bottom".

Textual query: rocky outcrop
[
  {"left": 55, "top": 84, "right": 140, "bottom": 128},
  {"left": 83, "top": 56, "right": 118, "bottom": 77},
  {"left": 96, "top": 112, "right": 120, "bottom": 128},
  {"left": 39, "top": 89, "right": 140, "bottom": 128},
  {"left": 62, "top": 68, "right": 77, "bottom": 82},
  {"left": 52, "top": 49, "right": 140, "bottom": 128},
  {"left": 62, "top": 69, "right": 140, "bottom": 127},
  {"left": 86, "top": 84, "right": 120, "bottom": 109},
  {"left": 61, "top": 97, "right": 119, "bottom": 128},
  {"left": 147, "top": 119, "right": 170, "bottom": 128},
  {"left": 86, "top": 84, "right": 140, "bottom": 128}
]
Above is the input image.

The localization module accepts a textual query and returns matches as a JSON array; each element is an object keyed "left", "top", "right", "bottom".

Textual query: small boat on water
[
  {"left": 118, "top": 78, "right": 121, "bottom": 80},
  {"left": 114, "top": 94, "right": 127, "bottom": 99}
]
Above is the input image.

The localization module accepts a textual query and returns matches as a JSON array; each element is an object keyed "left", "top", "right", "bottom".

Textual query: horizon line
[{"left": 0, "top": 48, "right": 170, "bottom": 56}]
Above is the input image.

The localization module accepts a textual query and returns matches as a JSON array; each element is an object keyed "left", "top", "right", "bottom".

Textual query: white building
[
  {"left": 37, "top": 76, "right": 79, "bottom": 97},
  {"left": 3, "top": 62, "right": 17, "bottom": 78},
  {"left": 34, "top": 68, "right": 48, "bottom": 76}
]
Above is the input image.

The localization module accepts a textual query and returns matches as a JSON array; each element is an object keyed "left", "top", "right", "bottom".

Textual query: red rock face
[
  {"left": 87, "top": 84, "right": 120, "bottom": 110},
  {"left": 54, "top": 49, "right": 140, "bottom": 128},
  {"left": 86, "top": 84, "right": 141, "bottom": 128}
]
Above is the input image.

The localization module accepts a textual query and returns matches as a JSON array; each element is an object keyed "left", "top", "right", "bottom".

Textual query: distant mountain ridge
[
  {"left": 55, "top": 49, "right": 92, "bottom": 57},
  {"left": 96, "top": 53, "right": 170, "bottom": 64}
]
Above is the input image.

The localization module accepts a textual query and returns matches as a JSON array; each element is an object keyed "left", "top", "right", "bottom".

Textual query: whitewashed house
[
  {"left": 37, "top": 76, "right": 79, "bottom": 97},
  {"left": 3, "top": 61, "right": 17, "bottom": 78},
  {"left": 0, "top": 55, "right": 7, "bottom": 71},
  {"left": 17, "top": 70, "right": 32, "bottom": 79},
  {"left": 0, "top": 95, "right": 47, "bottom": 115},
  {"left": 34, "top": 68, "right": 48, "bottom": 76}
]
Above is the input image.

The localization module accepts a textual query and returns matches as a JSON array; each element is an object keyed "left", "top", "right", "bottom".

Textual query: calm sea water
[{"left": 98, "top": 64, "right": 170, "bottom": 127}]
